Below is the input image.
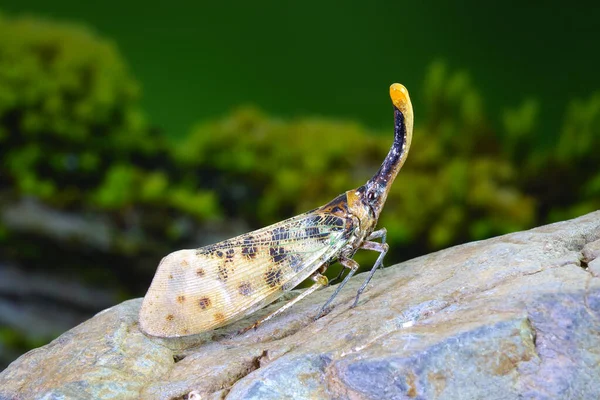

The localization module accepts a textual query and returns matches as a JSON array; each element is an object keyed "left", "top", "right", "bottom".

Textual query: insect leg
[
  {"left": 367, "top": 227, "right": 387, "bottom": 241},
  {"left": 329, "top": 228, "right": 386, "bottom": 286},
  {"left": 329, "top": 265, "right": 348, "bottom": 285},
  {"left": 352, "top": 239, "right": 389, "bottom": 308},
  {"left": 238, "top": 273, "right": 329, "bottom": 335},
  {"left": 315, "top": 257, "right": 360, "bottom": 319}
]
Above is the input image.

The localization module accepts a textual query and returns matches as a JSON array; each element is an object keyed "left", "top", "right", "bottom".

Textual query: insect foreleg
[
  {"left": 367, "top": 227, "right": 387, "bottom": 241},
  {"left": 315, "top": 257, "right": 360, "bottom": 319},
  {"left": 238, "top": 273, "right": 329, "bottom": 335},
  {"left": 351, "top": 236, "right": 389, "bottom": 308}
]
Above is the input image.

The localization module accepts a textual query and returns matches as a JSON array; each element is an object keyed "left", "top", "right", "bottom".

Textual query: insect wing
[{"left": 139, "top": 212, "right": 350, "bottom": 337}]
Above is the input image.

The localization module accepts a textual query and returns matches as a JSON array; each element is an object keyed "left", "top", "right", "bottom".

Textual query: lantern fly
[{"left": 139, "top": 83, "right": 414, "bottom": 337}]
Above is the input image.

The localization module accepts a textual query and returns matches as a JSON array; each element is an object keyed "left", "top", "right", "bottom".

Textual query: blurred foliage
[
  {"left": 0, "top": 13, "right": 221, "bottom": 219},
  {"left": 0, "top": 14, "right": 599, "bottom": 368},
  {"left": 177, "top": 109, "right": 384, "bottom": 225},
  {"left": 0, "top": 14, "right": 222, "bottom": 274},
  {"left": 0, "top": 13, "right": 146, "bottom": 202}
]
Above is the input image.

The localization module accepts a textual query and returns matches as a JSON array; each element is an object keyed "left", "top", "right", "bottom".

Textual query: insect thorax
[{"left": 342, "top": 189, "right": 378, "bottom": 254}]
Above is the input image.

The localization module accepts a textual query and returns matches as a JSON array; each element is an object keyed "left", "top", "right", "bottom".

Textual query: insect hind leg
[
  {"left": 315, "top": 257, "right": 360, "bottom": 319},
  {"left": 352, "top": 229, "right": 389, "bottom": 308},
  {"left": 328, "top": 264, "right": 349, "bottom": 285},
  {"left": 238, "top": 273, "right": 329, "bottom": 335}
]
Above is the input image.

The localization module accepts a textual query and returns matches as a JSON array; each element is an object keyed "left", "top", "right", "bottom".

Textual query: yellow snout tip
[{"left": 390, "top": 83, "right": 410, "bottom": 110}]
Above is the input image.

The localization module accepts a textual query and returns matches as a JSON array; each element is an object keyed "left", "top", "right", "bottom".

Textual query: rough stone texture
[{"left": 1, "top": 211, "right": 599, "bottom": 400}]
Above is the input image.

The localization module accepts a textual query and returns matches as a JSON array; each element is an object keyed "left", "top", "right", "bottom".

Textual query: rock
[
  {"left": 589, "top": 258, "right": 600, "bottom": 277},
  {"left": 1, "top": 211, "right": 599, "bottom": 400},
  {"left": 0, "top": 262, "right": 120, "bottom": 369},
  {"left": 583, "top": 238, "right": 600, "bottom": 278}
]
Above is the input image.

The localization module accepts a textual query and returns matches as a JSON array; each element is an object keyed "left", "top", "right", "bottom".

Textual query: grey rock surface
[{"left": 1, "top": 211, "right": 599, "bottom": 400}]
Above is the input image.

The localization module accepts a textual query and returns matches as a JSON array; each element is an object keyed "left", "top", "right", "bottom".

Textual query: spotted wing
[{"left": 139, "top": 211, "right": 351, "bottom": 337}]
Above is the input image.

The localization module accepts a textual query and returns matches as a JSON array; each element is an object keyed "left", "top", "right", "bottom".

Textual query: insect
[{"left": 139, "top": 83, "right": 414, "bottom": 337}]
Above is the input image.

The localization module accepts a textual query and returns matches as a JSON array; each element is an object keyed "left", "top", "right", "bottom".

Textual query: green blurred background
[{"left": 1, "top": 1, "right": 599, "bottom": 369}]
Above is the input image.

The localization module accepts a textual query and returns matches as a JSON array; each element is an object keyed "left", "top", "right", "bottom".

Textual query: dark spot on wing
[
  {"left": 218, "top": 264, "right": 229, "bottom": 281},
  {"left": 331, "top": 206, "right": 344, "bottom": 214},
  {"left": 272, "top": 227, "right": 290, "bottom": 242},
  {"left": 216, "top": 250, "right": 224, "bottom": 258},
  {"left": 166, "top": 314, "right": 175, "bottom": 321},
  {"left": 323, "top": 215, "right": 344, "bottom": 229},
  {"left": 241, "top": 236, "right": 257, "bottom": 259},
  {"left": 196, "top": 268, "right": 205, "bottom": 277},
  {"left": 305, "top": 226, "right": 320, "bottom": 237},
  {"left": 269, "top": 247, "right": 287, "bottom": 263},
  {"left": 196, "top": 245, "right": 216, "bottom": 256},
  {"left": 242, "top": 245, "right": 257, "bottom": 259},
  {"left": 198, "top": 297, "right": 212, "bottom": 310},
  {"left": 265, "top": 266, "right": 283, "bottom": 288},
  {"left": 238, "top": 281, "right": 253, "bottom": 296},
  {"left": 177, "top": 295, "right": 186, "bottom": 303},
  {"left": 307, "top": 215, "right": 323, "bottom": 226},
  {"left": 288, "top": 254, "right": 304, "bottom": 272},
  {"left": 305, "top": 226, "right": 330, "bottom": 241},
  {"left": 332, "top": 216, "right": 345, "bottom": 228},
  {"left": 225, "top": 249, "right": 234, "bottom": 262}
]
